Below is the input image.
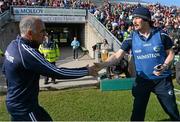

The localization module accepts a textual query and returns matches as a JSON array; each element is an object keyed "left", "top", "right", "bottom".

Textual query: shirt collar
[
  {"left": 17, "top": 36, "right": 39, "bottom": 48},
  {"left": 135, "top": 27, "right": 159, "bottom": 41}
]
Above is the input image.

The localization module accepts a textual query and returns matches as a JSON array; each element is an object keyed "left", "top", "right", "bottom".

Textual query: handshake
[{"left": 87, "top": 62, "right": 105, "bottom": 77}]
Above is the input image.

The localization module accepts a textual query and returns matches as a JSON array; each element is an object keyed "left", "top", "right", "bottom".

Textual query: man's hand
[
  {"left": 153, "top": 64, "right": 168, "bottom": 76},
  {"left": 94, "top": 62, "right": 106, "bottom": 72},
  {"left": 87, "top": 65, "right": 98, "bottom": 77}
]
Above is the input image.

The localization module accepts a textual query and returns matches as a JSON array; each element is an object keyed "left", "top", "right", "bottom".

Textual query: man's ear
[{"left": 27, "top": 29, "right": 33, "bottom": 40}]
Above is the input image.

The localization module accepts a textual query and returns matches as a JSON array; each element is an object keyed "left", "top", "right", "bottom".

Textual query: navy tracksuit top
[{"left": 2, "top": 37, "right": 88, "bottom": 115}]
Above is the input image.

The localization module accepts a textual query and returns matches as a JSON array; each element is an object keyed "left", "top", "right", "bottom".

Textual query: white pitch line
[
  {"left": 174, "top": 89, "right": 180, "bottom": 105},
  {"left": 176, "top": 100, "right": 180, "bottom": 105},
  {"left": 174, "top": 88, "right": 180, "bottom": 92}
]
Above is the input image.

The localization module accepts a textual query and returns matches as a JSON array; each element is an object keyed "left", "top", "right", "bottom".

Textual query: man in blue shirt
[
  {"left": 95, "top": 7, "right": 180, "bottom": 120},
  {"left": 2, "top": 16, "right": 97, "bottom": 121},
  {"left": 71, "top": 36, "right": 80, "bottom": 60}
]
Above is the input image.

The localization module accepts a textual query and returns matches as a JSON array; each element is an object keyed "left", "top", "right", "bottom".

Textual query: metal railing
[
  {"left": 87, "top": 12, "right": 122, "bottom": 51},
  {"left": 0, "top": 10, "right": 11, "bottom": 28}
]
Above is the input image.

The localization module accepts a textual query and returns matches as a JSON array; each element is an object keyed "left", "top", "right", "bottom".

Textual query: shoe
[
  {"left": 51, "top": 79, "right": 56, "bottom": 84},
  {"left": 76, "top": 59, "right": 79, "bottom": 61}
]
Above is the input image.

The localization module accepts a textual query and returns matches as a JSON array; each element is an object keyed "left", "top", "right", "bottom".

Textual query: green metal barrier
[
  {"left": 100, "top": 78, "right": 135, "bottom": 91},
  {"left": 174, "top": 55, "right": 180, "bottom": 65}
]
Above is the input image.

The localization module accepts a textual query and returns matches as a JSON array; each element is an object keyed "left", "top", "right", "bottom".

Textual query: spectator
[
  {"left": 92, "top": 44, "right": 97, "bottom": 59},
  {"left": 101, "top": 39, "right": 111, "bottom": 62},
  {"left": 71, "top": 36, "right": 80, "bottom": 60},
  {"left": 39, "top": 34, "right": 60, "bottom": 84}
]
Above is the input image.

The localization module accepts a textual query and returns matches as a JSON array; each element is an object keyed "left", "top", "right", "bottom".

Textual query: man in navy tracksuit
[
  {"left": 2, "top": 16, "right": 96, "bottom": 121},
  {"left": 95, "top": 7, "right": 180, "bottom": 120}
]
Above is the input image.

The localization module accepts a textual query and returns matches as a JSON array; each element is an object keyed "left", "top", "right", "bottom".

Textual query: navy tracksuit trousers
[
  {"left": 131, "top": 76, "right": 180, "bottom": 121},
  {"left": 10, "top": 106, "right": 52, "bottom": 121},
  {"left": 73, "top": 48, "right": 78, "bottom": 59}
]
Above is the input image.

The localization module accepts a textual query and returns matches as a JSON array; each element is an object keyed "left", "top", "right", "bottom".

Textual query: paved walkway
[{"left": 0, "top": 47, "right": 98, "bottom": 92}]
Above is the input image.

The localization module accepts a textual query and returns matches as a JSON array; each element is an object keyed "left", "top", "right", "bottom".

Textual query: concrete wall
[
  {"left": 0, "top": 19, "right": 104, "bottom": 62},
  {"left": 84, "top": 22, "right": 104, "bottom": 58},
  {"left": 0, "top": 22, "right": 19, "bottom": 63}
]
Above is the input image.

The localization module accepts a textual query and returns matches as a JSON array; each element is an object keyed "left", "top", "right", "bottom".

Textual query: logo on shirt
[
  {"left": 168, "top": 90, "right": 173, "bottom": 96},
  {"left": 134, "top": 49, "right": 142, "bottom": 53},
  {"left": 143, "top": 43, "right": 152, "bottom": 47},
  {"left": 136, "top": 53, "right": 160, "bottom": 60},
  {"left": 5, "top": 51, "right": 14, "bottom": 63},
  {"left": 153, "top": 46, "right": 161, "bottom": 52}
]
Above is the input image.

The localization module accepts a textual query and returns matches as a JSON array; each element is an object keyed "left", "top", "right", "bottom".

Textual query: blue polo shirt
[{"left": 121, "top": 27, "right": 173, "bottom": 80}]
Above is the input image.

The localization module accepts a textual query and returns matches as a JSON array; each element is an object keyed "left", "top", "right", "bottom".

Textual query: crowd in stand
[
  {"left": 0, "top": 0, "right": 179, "bottom": 54},
  {"left": 90, "top": 1, "right": 180, "bottom": 54},
  {"left": 0, "top": 0, "right": 95, "bottom": 13}
]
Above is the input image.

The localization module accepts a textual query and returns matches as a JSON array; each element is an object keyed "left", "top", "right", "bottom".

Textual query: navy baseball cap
[{"left": 132, "top": 7, "right": 151, "bottom": 21}]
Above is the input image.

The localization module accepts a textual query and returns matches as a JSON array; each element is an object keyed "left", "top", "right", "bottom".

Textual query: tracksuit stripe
[
  {"left": 29, "top": 112, "right": 37, "bottom": 121},
  {"left": 161, "top": 32, "right": 169, "bottom": 37},
  {"left": 21, "top": 44, "right": 88, "bottom": 77},
  {"left": 23, "top": 44, "right": 87, "bottom": 76}
]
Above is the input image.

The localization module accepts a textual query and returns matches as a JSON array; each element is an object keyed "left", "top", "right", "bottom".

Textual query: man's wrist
[
  {"left": 163, "top": 63, "right": 169, "bottom": 69},
  {"left": 102, "top": 62, "right": 108, "bottom": 68}
]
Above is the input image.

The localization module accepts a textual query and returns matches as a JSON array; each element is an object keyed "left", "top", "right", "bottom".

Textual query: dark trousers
[
  {"left": 10, "top": 106, "right": 52, "bottom": 121},
  {"left": 45, "top": 62, "right": 55, "bottom": 83},
  {"left": 131, "top": 76, "right": 180, "bottom": 121},
  {"left": 73, "top": 48, "right": 78, "bottom": 59}
]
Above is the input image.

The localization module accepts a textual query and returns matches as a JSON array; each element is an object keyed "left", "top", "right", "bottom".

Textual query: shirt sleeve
[
  {"left": 78, "top": 41, "right": 80, "bottom": 47},
  {"left": 71, "top": 41, "right": 74, "bottom": 46},
  {"left": 20, "top": 44, "right": 88, "bottom": 79},
  {"left": 160, "top": 31, "right": 174, "bottom": 50},
  {"left": 121, "top": 34, "right": 132, "bottom": 53}
]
